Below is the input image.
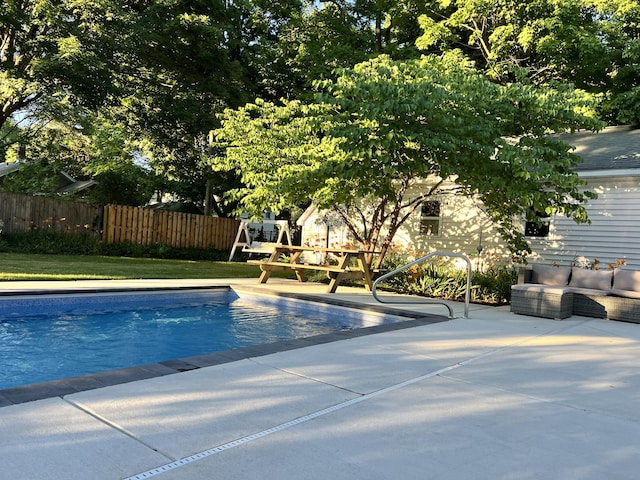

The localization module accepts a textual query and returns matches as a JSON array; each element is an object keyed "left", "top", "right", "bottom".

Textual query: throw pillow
[
  {"left": 569, "top": 268, "right": 613, "bottom": 291},
  {"left": 613, "top": 269, "right": 640, "bottom": 292},
  {"left": 532, "top": 264, "right": 571, "bottom": 286}
]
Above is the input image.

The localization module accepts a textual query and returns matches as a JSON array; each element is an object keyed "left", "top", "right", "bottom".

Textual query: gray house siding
[
  {"left": 528, "top": 126, "right": 640, "bottom": 269},
  {"left": 299, "top": 126, "right": 640, "bottom": 269},
  {"left": 531, "top": 173, "right": 640, "bottom": 269}
]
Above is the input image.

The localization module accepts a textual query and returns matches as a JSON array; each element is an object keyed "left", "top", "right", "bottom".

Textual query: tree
[
  {"left": 213, "top": 54, "right": 603, "bottom": 267},
  {"left": 0, "top": 115, "right": 156, "bottom": 205},
  {"left": 0, "top": 119, "right": 21, "bottom": 162},
  {"left": 1, "top": 0, "right": 255, "bottom": 212},
  {"left": 415, "top": 0, "right": 640, "bottom": 123},
  {"left": 88, "top": 163, "right": 155, "bottom": 206},
  {"left": 0, "top": 0, "right": 131, "bottom": 137},
  {"left": 103, "top": 0, "right": 306, "bottom": 214},
  {"left": 0, "top": 158, "right": 65, "bottom": 194},
  {"left": 262, "top": 2, "right": 372, "bottom": 101}
]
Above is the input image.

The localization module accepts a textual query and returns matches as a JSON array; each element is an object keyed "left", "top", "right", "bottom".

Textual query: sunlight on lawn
[{"left": 0, "top": 273, "right": 128, "bottom": 281}]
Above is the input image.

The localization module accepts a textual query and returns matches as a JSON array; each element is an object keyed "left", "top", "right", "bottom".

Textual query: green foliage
[
  {"left": 0, "top": 159, "right": 64, "bottom": 194},
  {"left": 264, "top": 3, "right": 372, "bottom": 100},
  {"left": 0, "top": 119, "right": 21, "bottom": 162},
  {"left": 415, "top": 0, "right": 640, "bottom": 124},
  {"left": 0, "top": 230, "right": 231, "bottom": 261},
  {"left": 414, "top": 269, "right": 471, "bottom": 301},
  {"left": 214, "top": 54, "right": 603, "bottom": 266},
  {"left": 5, "top": 0, "right": 637, "bottom": 226},
  {"left": 472, "top": 267, "right": 518, "bottom": 304},
  {"left": 376, "top": 247, "right": 517, "bottom": 304},
  {"left": 87, "top": 163, "right": 155, "bottom": 206},
  {"left": 2, "top": 0, "right": 259, "bottom": 212},
  {"left": 1, "top": 116, "right": 159, "bottom": 205},
  {"left": 0, "top": 0, "right": 128, "bottom": 133}
]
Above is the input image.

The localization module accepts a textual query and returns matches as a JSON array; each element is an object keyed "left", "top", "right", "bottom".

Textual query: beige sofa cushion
[
  {"left": 611, "top": 288, "right": 640, "bottom": 299},
  {"left": 568, "top": 287, "right": 612, "bottom": 296},
  {"left": 531, "top": 264, "right": 571, "bottom": 286},
  {"left": 511, "top": 284, "right": 569, "bottom": 295},
  {"left": 613, "top": 269, "right": 640, "bottom": 292},
  {"left": 569, "top": 268, "right": 613, "bottom": 291}
]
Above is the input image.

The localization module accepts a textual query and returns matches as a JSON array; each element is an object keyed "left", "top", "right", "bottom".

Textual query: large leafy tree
[
  {"left": 1, "top": 0, "right": 252, "bottom": 212},
  {"left": 262, "top": 2, "right": 372, "bottom": 101},
  {"left": 105, "top": 0, "right": 243, "bottom": 212},
  {"left": 213, "top": 54, "right": 603, "bottom": 267},
  {"left": 0, "top": 0, "right": 132, "bottom": 139},
  {"left": 109, "top": 0, "right": 307, "bottom": 214},
  {"left": 416, "top": 0, "right": 640, "bottom": 124},
  {"left": 295, "top": 0, "right": 431, "bottom": 59}
]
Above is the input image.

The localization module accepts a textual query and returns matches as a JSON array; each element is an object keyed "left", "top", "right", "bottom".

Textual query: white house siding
[
  {"left": 297, "top": 171, "right": 640, "bottom": 270},
  {"left": 296, "top": 206, "right": 353, "bottom": 263},
  {"left": 529, "top": 172, "right": 640, "bottom": 269},
  {"left": 298, "top": 185, "right": 513, "bottom": 270},
  {"left": 395, "top": 188, "right": 511, "bottom": 270},
  {"left": 297, "top": 209, "right": 351, "bottom": 249}
]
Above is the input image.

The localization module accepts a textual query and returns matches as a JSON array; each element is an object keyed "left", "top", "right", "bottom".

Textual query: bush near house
[{"left": 377, "top": 246, "right": 517, "bottom": 305}]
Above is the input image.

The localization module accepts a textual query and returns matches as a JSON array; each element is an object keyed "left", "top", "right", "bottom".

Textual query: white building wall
[
  {"left": 298, "top": 187, "right": 513, "bottom": 270},
  {"left": 297, "top": 172, "right": 640, "bottom": 270},
  {"left": 297, "top": 207, "right": 353, "bottom": 263},
  {"left": 529, "top": 173, "right": 640, "bottom": 269},
  {"left": 298, "top": 209, "right": 351, "bottom": 249},
  {"left": 396, "top": 190, "right": 512, "bottom": 270}
]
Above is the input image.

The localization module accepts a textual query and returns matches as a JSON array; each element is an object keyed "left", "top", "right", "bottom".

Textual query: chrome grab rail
[{"left": 372, "top": 251, "right": 472, "bottom": 318}]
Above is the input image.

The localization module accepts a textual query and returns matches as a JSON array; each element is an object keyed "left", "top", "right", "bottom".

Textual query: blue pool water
[{"left": 0, "top": 289, "right": 394, "bottom": 390}]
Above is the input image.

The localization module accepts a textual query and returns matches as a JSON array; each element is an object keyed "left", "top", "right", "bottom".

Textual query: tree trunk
[
  {"left": 375, "top": 14, "right": 383, "bottom": 53},
  {"left": 204, "top": 179, "right": 213, "bottom": 216}
]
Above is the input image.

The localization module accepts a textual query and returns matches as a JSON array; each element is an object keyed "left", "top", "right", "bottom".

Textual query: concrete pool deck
[{"left": 1, "top": 278, "right": 640, "bottom": 479}]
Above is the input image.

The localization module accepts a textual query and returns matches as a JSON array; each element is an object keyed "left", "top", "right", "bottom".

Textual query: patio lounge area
[{"left": 1, "top": 278, "right": 640, "bottom": 479}]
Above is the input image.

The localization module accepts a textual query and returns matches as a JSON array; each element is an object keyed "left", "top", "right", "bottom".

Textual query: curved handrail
[{"left": 372, "top": 251, "right": 472, "bottom": 318}]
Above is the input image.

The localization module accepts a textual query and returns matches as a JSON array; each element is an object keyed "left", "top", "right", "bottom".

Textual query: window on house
[
  {"left": 420, "top": 201, "right": 441, "bottom": 235},
  {"left": 525, "top": 211, "right": 550, "bottom": 237}
]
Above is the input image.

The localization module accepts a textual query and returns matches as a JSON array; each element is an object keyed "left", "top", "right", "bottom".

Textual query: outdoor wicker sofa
[{"left": 511, "top": 264, "right": 640, "bottom": 323}]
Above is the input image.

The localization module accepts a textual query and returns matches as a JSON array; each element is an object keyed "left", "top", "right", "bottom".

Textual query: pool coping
[{"left": 0, "top": 285, "right": 449, "bottom": 407}]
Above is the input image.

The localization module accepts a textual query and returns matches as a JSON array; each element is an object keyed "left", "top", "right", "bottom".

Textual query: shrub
[
  {"left": 376, "top": 246, "right": 517, "bottom": 305},
  {"left": 0, "top": 231, "right": 230, "bottom": 261},
  {"left": 471, "top": 267, "right": 517, "bottom": 304}
]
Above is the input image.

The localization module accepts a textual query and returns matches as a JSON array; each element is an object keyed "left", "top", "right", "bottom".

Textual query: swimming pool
[{"left": 0, "top": 288, "right": 410, "bottom": 392}]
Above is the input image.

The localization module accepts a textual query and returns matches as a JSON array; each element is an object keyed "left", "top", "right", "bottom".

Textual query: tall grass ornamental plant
[{"left": 377, "top": 246, "right": 517, "bottom": 305}]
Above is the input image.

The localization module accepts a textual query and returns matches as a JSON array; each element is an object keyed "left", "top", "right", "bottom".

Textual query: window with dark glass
[
  {"left": 525, "top": 211, "right": 550, "bottom": 237},
  {"left": 420, "top": 201, "right": 441, "bottom": 235}
]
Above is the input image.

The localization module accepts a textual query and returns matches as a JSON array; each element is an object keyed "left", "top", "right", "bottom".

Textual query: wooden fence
[
  {"left": 0, "top": 192, "right": 101, "bottom": 235},
  {"left": 0, "top": 193, "right": 241, "bottom": 251},
  {"left": 103, "top": 204, "right": 240, "bottom": 250}
]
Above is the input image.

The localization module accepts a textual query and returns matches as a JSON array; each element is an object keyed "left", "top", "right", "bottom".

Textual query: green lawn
[{"left": 0, "top": 253, "right": 292, "bottom": 281}]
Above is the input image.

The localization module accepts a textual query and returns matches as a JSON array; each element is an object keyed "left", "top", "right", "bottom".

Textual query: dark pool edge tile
[
  {"left": 0, "top": 364, "right": 179, "bottom": 405},
  {"left": 0, "top": 287, "right": 450, "bottom": 407}
]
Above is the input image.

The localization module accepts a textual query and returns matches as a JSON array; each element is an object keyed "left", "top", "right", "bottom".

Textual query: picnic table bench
[{"left": 248, "top": 245, "right": 378, "bottom": 293}]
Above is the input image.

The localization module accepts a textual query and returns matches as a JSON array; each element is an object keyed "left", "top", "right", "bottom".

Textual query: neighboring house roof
[
  {"left": 0, "top": 162, "right": 20, "bottom": 177},
  {"left": 57, "top": 179, "right": 97, "bottom": 194},
  {"left": 0, "top": 161, "right": 96, "bottom": 194},
  {"left": 557, "top": 125, "right": 640, "bottom": 172}
]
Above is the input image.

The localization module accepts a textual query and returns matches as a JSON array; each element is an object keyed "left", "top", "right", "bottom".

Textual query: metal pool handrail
[{"left": 372, "top": 251, "right": 472, "bottom": 318}]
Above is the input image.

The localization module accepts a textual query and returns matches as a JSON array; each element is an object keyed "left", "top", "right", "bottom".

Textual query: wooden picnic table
[{"left": 248, "top": 245, "right": 377, "bottom": 293}]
